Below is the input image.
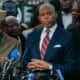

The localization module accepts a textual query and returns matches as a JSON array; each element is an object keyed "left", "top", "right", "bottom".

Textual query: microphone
[
  {"left": 9, "top": 48, "right": 20, "bottom": 61},
  {"left": 6, "top": 49, "right": 20, "bottom": 71},
  {"left": 1, "top": 48, "right": 20, "bottom": 79},
  {"left": 56, "top": 69, "right": 64, "bottom": 80}
]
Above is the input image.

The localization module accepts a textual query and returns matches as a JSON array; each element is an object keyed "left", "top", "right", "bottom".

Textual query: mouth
[{"left": 44, "top": 21, "right": 51, "bottom": 24}]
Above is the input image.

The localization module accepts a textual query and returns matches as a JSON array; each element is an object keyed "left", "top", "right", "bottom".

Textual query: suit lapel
[
  {"left": 44, "top": 26, "right": 63, "bottom": 60},
  {"left": 57, "top": 11, "right": 64, "bottom": 28},
  {"left": 32, "top": 27, "right": 63, "bottom": 60},
  {"left": 33, "top": 28, "right": 43, "bottom": 59}
]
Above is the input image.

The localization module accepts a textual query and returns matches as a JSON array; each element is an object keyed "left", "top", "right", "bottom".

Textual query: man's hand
[
  {"left": 27, "top": 61, "right": 37, "bottom": 71},
  {"left": 27, "top": 59, "right": 51, "bottom": 71}
]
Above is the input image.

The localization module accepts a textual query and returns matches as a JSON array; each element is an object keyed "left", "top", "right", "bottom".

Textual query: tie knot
[{"left": 45, "top": 29, "right": 50, "bottom": 34}]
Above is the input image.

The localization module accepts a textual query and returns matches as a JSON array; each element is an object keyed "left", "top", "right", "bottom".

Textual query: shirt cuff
[{"left": 48, "top": 64, "right": 53, "bottom": 70}]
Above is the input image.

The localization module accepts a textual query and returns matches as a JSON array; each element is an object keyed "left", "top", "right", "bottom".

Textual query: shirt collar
[
  {"left": 43, "top": 23, "right": 57, "bottom": 34},
  {"left": 62, "top": 11, "right": 71, "bottom": 15}
]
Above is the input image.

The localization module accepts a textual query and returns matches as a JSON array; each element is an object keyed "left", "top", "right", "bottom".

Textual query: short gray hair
[{"left": 39, "top": 3, "right": 56, "bottom": 12}]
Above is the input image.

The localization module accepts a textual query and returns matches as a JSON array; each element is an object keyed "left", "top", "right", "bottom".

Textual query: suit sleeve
[{"left": 21, "top": 33, "right": 34, "bottom": 70}]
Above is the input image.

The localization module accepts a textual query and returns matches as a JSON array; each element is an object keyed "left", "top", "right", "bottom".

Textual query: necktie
[{"left": 40, "top": 30, "right": 50, "bottom": 60}]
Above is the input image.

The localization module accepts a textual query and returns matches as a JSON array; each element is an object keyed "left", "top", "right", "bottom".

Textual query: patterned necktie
[{"left": 40, "top": 29, "right": 50, "bottom": 60}]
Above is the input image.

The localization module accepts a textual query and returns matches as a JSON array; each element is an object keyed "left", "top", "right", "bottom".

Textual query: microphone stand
[
  {"left": 1, "top": 59, "right": 9, "bottom": 80},
  {"left": 1, "top": 58, "right": 14, "bottom": 80}
]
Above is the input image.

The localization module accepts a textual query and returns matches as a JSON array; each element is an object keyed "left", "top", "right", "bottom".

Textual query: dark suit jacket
[
  {"left": 57, "top": 11, "right": 64, "bottom": 28},
  {"left": 57, "top": 11, "right": 72, "bottom": 30},
  {"left": 50, "top": 0, "right": 60, "bottom": 12},
  {"left": 22, "top": 26, "right": 77, "bottom": 80},
  {"left": 67, "top": 22, "right": 80, "bottom": 80}
]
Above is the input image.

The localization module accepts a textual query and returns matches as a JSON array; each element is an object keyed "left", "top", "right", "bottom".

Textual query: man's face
[
  {"left": 38, "top": 6, "right": 57, "bottom": 28},
  {"left": 60, "top": 0, "right": 72, "bottom": 9},
  {"left": 6, "top": 19, "right": 20, "bottom": 37}
]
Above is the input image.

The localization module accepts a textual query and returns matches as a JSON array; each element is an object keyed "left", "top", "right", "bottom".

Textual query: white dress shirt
[
  {"left": 40, "top": 23, "right": 57, "bottom": 51},
  {"left": 62, "top": 11, "right": 72, "bottom": 30}
]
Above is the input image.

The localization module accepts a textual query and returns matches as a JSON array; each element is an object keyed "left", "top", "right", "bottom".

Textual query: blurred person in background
[
  {"left": 50, "top": 0, "right": 60, "bottom": 12},
  {"left": 0, "top": 10, "right": 20, "bottom": 80},
  {"left": 5, "top": 16, "right": 20, "bottom": 38},
  {"left": 2, "top": 0, "right": 18, "bottom": 17},
  {"left": 2, "top": 0, "right": 22, "bottom": 24},
  {"left": 66, "top": 1, "right": 80, "bottom": 79},
  {"left": 0, "top": 10, "right": 19, "bottom": 64},
  {"left": 57, "top": 0, "right": 74, "bottom": 29},
  {"left": 4, "top": 16, "right": 26, "bottom": 60},
  {"left": 67, "top": 1, "right": 80, "bottom": 30}
]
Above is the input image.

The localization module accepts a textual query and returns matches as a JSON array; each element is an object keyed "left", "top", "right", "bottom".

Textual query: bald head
[
  {"left": 5, "top": 16, "right": 19, "bottom": 24},
  {"left": 4, "top": 16, "right": 20, "bottom": 37}
]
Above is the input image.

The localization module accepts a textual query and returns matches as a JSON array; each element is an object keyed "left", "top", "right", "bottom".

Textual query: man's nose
[{"left": 44, "top": 14, "right": 49, "bottom": 19}]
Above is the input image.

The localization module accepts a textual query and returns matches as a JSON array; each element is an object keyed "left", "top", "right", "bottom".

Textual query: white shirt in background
[{"left": 62, "top": 11, "right": 72, "bottom": 30}]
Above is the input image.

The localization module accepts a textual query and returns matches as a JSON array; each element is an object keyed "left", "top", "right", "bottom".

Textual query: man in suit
[
  {"left": 57, "top": 0, "right": 73, "bottom": 30},
  {"left": 22, "top": 3, "right": 77, "bottom": 80}
]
